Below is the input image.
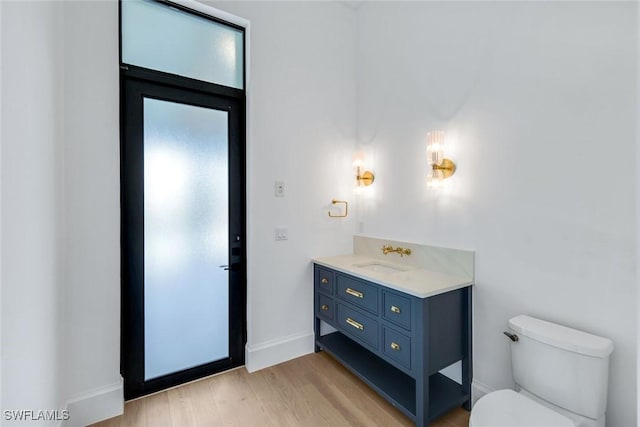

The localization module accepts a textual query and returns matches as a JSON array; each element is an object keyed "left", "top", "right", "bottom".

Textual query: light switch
[
  {"left": 275, "top": 227, "right": 288, "bottom": 241},
  {"left": 275, "top": 181, "right": 285, "bottom": 197}
]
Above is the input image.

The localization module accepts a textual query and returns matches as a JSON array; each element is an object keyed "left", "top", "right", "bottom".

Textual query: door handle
[{"left": 220, "top": 263, "right": 240, "bottom": 271}]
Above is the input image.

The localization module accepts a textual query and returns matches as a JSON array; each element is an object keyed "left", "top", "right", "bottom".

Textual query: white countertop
[{"left": 313, "top": 254, "right": 473, "bottom": 298}]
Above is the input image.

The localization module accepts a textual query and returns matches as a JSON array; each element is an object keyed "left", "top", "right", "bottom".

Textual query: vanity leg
[
  {"left": 415, "top": 374, "right": 429, "bottom": 427},
  {"left": 462, "top": 286, "right": 473, "bottom": 411},
  {"left": 415, "top": 299, "right": 429, "bottom": 427},
  {"left": 314, "top": 316, "right": 321, "bottom": 353}
]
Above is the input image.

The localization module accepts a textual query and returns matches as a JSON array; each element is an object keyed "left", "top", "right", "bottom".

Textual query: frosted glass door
[{"left": 143, "top": 98, "right": 229, "bottom": 380}]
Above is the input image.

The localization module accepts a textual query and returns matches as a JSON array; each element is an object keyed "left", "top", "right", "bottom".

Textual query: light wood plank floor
[{"left": 92, "top": 352, "right": 470, "bottom": 427}]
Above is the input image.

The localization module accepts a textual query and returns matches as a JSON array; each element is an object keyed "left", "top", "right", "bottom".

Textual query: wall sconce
[
  {"left": 427, "top": 131, "right": 456, "bottom": 187},
  {"left": 353, "top": 152, "right": 375, "bottom": 187}
]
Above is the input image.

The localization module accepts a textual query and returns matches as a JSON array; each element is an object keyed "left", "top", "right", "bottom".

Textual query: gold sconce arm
[
  {"left": 356, "top": 166, "right": 375, "bottom": 186},
  {"left": 328, "top": 199, "right": 348, "bottom": 218},
  {"left": 431, "top": 158, "right": 456, "bottom": 179}
]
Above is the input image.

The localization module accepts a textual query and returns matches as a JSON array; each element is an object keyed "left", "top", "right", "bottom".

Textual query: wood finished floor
[{"left": 92, "top": 352, "right": 470, "bottom": 427}]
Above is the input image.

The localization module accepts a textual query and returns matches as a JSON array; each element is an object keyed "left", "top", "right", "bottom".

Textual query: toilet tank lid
[{"left": 509, "top": 315, "right": 613, "bottom": 358}]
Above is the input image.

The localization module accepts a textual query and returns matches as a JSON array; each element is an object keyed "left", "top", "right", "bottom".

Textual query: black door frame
[{"left": 119, "top": 2, "right": 247, "bottom": 400}]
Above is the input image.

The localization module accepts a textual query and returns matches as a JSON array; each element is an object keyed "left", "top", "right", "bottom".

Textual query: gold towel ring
[{"left": 328, "top": 199, "right": 348, "bottom": 218}]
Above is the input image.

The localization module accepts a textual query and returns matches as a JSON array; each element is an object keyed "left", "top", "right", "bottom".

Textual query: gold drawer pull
[
  {"left": 321, "top": 278, "right": 329, "bottom": 284},
  {"left": 346, "top": 317, "right": 364, "bottom": 331},
  {"left": 345, "top": 288, "right": 364, "bottom": 298},
  {"left": 321, "top": 304, "right": 329, "bottom": 311},
  {"left": 390, "top": 305, "right": 401, "bottom": 314},
  {"left": 390, "top": 342, "right": 401, "bottom": 351}
]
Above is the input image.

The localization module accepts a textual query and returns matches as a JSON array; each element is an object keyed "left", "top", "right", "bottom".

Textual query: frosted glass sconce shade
[
  {"left": 427, "top": 131, "right": 456, "bottom": 188},
  {"left": 427, "top": 131, "right": 445, "bottom": 166}
]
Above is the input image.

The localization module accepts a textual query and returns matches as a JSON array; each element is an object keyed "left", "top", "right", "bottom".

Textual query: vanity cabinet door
[
  {"left": 317, "top": 293, "right": 334, "bottom": 323},
  {"left": 382, "top": 326, "right": 412, "bottom": 370},
  {"left": 336, "top": 274, "right": 379, "bottom": 314},
  {"left": 315, "top": 267, "right": 334, "bottom": 296},
  {"left": 382, "top": 291, "right": 411, "bottom": 331}
]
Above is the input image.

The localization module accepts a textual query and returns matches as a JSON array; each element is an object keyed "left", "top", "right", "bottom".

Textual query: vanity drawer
[
  {"left": 382, "top": 326, "right": 412, "bottom": 370},
  {"left": 317, "top": 293, "right": 334, "bottom": 323},
  {"left": 337, "top": 303, "right": 378, "bottom": 350},
  {"left": 382, "top": 291, "right": 411, "bottom": 330},
  {"left": 336, "top": 274, "right": 378, "bottom": 314},
  {"left": 315, "top": 266, "right": 334, "bottom": 296}
]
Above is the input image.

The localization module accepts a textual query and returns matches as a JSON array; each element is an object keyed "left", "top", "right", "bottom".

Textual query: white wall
[
  {"left": 207, "top": 1, "right": 358, "bottom": 369},
  {"left": 61, "top": 1, "right": 122, "bottom": 421},
  {"left": 1, "top": 0, "right": 4, "bottom": 417},
  {"left": 3, "top": 0, "right": 357, "bottom": 423},
  {"left": 637, "top": 3, "right": 640, "bottom": 424},
  {"left": 1, "top": 1, "right": 65, "bottom": 425},
  {"left": 355, "top": 2, "right": 637, "bottom": 426},
  {"left": 1, "top": 2, "right": 121, "bottom": 425}
]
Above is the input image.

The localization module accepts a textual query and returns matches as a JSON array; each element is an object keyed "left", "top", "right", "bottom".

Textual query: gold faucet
[{"left": 381, "top": 245, "right": 411, "bottom": 257}]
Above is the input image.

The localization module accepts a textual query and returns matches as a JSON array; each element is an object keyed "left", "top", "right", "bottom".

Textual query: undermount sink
[{"left": 353, "top": 262, "right": 408, "bottom": 274}]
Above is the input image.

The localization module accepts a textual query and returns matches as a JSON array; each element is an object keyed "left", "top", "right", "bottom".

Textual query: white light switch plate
[
  {"left": 275, "top": 181, "right": 285, "bottom": 197},
  {"left": 275, "top": 227, "right": 288, "bottom": 241}
]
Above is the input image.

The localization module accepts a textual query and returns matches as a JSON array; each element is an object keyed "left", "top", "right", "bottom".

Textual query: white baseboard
[
  {"left": 60, "top": 378, "right": 124, "bottom": 427},
  {"left": 471, "top": 379, "right": 494, "bottom": 406},
  {"left": 245, "top": 331, "right": 315, "bottom": 373}
]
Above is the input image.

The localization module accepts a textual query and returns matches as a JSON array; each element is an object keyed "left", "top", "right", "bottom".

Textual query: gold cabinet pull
[
  {"left": 390, "top": 342, "right": 401, "bottom": 351},
  {"left": 321, "top": 278, "right": 328, "bottom": 284},
  {"left": 390, "top": 305, "right": 401, "bottom": 314},
  {"left": 345, "top": 288, "right": 364, "bottom": 298},
  {"left": 321, "top": 304, "right": 329, "bottom": 311},
  {"left": 346, "top": 317, "right": 364, "bottom": 331}
]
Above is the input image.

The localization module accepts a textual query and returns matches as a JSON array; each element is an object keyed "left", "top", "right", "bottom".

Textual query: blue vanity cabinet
[{"left": 313, "top": 264, "right": 472, "bottom": 427}]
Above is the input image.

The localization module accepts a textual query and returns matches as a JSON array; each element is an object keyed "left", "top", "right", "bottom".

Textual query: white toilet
[{"left": 470, "top": 315, "right": 614, "bottom": 427}]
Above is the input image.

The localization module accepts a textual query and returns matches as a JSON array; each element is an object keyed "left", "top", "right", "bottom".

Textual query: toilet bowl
[
  {"left": 469, "top": 390, "right": 574, "bottom": 427},
  {"left": 468, "top": 315, "right": 613, "bottom": 427}
]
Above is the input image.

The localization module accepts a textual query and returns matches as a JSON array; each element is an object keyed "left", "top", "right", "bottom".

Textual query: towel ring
[{"left": 328, "top": 199, "right": 348, "bottom": 218}]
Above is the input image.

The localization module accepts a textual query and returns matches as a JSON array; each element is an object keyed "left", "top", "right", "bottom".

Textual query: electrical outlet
[
  {"left": 275, "top": 227, "right": 288, "bottom": 241},
  {"left": 275, "top": 181, "right": 285, "bottom": 197}
]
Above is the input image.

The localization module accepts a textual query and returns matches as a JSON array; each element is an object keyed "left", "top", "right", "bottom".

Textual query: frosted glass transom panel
[
  {"left": 143, "top": 97, "right": 229, "bottom": 380},
  {"left": 122, "top": 0, "right": 244, "bottom": 89}
]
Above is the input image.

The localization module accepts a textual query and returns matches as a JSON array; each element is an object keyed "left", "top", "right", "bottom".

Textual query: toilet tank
[{"left": 509, "top": 315, "right": 614, "bottom": 420}]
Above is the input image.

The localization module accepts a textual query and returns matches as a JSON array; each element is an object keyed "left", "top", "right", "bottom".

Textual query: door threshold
[{"left": 124, "top": 365, "right": 246, "bottom": 402}]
